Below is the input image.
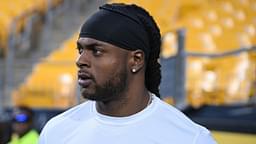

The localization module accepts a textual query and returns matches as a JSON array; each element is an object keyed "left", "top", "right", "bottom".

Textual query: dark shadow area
[{"left": 183, "top": 105, "right": 256, "bottom": 134}]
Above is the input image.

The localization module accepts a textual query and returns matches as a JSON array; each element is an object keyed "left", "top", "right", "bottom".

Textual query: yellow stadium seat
[{"left": 12, "top": 34, "right": 78, "bottom": 108}]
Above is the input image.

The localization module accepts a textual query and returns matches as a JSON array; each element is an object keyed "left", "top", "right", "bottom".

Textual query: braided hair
[
  {"left": 134, "top": 5, "right": 161, "bottom": 98},
  {"left": 108, "top": 3, "right": 162, "bottom": 97}
]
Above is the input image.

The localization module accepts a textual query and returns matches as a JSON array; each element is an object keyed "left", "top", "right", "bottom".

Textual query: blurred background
[{"left": 0, "top": 0, "right": 255, "bottom": 143}]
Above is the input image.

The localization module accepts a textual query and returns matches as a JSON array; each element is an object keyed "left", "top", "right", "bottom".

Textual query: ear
[{"left": 129, "top": 50, "right": 145, "bottom": 73}]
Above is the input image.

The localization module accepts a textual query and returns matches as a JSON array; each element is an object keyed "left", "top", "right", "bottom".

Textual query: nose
[{"left": 76, "top": 51, "right": 91, "bottom": 68}]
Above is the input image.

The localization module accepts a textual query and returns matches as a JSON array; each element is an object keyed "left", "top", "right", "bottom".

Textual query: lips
[{"left": 78, "top": 71, "right": 93, "bottom": 88}]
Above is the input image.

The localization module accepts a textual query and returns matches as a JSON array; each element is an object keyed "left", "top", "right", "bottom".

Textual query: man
[
  {"left": 8, "top": 106, "right": 39, "bottom": 144},
  {"left": 39, "top": 3, "right": 217, "bottom": 144}
]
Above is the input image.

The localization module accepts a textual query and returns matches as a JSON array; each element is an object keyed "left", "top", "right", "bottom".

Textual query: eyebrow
[{"left": 77, "top": 40, "right": 102, "bottom": 48}]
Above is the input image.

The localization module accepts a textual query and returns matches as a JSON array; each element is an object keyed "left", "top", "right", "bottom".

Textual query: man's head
[
  {"left": 12, "top": 106, "right": 34, "bottom": 137},
  {"left": 76, "top": 3, "right": 161, "bottom": 102}
]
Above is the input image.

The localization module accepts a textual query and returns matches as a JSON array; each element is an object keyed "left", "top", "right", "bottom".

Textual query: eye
[
  {"left": 92, "top": 47, "right": 103, "bottom": 56},
  {"left": 76, "top": 47, "right": 83, "bottom": 54}
]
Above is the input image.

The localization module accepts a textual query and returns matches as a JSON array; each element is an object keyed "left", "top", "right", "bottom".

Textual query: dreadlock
[
  {"left": 129, "top": 4, "right": 162, "bottom": 98},
  {"left": 107, "top": 3, "right": 162, "bottom": 97}
]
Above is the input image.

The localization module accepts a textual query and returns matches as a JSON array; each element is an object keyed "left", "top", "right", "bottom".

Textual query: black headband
[{"left": 79, "top": 4, "right": 150, "bottom": 58}]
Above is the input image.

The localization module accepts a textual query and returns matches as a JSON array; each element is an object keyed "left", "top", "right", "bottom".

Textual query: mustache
[{"left": 77, "top": 70, "right": 96, "bottom": 82}]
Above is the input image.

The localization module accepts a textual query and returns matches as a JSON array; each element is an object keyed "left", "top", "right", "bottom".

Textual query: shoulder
[
  {"left": 39, "top": 101, "right": 94, "bottom": 143},
  {"left": 20, "top": 130, "right": 39, "bottom": 144},
  {"left": 40, "top": 100, "right": 93, "bottom": 134},
  {"left": 27, "top": 130, "right": 39, "bottom": 137},
  {"left": 154, "top": 97, "right": 216, "bottom": 143},
  {"left": 156, "top": 97, "right": 201, "bottom": 128},
  {"left": 193, "top": 128, "right": 217, "bottom": 144}
]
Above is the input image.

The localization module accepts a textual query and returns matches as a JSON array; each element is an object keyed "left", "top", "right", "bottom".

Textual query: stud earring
[{"left": 132, "top": 69, "right": 136, "bottom": 73}]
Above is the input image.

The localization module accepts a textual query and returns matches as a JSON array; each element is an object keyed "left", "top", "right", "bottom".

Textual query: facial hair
[{"left": 81, "top": 68, "right": 128, "bottom": 102}]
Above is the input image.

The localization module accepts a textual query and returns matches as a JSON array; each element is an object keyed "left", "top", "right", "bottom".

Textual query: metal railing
[{"left": 160, "top": 28, "right": 256, "bottom": 110}]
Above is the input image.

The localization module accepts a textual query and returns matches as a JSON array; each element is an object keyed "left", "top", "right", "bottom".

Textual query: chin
[
  {"left": 81, "top": 91, "right": 100, "bottom": 101},
  {"left": 81, "top": 92, "right": 114, "bottom": 102}
]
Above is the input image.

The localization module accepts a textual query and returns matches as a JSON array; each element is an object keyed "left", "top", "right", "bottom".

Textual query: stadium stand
[
  {"left": 9, "top": 0, "right": 255, "bottom": 109},
  {"left": 12, "top": 35, "right": 78, "bottom": 108},
  {"left": 110, "top": 0, "right": 256, "bottom": 107},
  {"left": 0, "top": 0, "right": 66, "bottom": 57}
]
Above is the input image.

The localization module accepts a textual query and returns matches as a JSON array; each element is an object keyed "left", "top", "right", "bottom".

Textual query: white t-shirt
[{"left": 39, "top": 95, "right": 217, "bottom": 144}]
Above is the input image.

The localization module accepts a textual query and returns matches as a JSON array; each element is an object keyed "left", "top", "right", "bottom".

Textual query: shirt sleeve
[{"left": 194, "top": 129, "right": 218, "bottom": 144}]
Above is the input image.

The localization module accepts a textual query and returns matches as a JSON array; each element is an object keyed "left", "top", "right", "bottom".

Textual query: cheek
[{"left": 93, "top": 59, "right": 126, "bottom": 84}]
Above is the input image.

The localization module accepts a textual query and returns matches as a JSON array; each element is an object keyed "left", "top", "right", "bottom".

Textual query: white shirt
[{"left": 39, "top": 95, "right": 217, "bottom": 144}]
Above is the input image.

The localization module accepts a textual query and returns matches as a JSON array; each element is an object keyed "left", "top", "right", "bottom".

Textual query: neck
[{"left": 96, "top": 88, "right": 151, "bottom": 117}]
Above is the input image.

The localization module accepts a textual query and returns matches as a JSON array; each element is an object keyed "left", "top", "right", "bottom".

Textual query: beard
[{"left": 80, "top": 68, "right": 128, "bottom": 102}]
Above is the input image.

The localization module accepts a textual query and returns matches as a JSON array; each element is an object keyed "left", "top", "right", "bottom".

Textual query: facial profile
[{"left": 76, "top": 38, "right": 130, "bottom": 102}]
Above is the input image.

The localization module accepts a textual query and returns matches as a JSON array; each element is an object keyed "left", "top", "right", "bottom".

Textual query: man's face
[
  {"left": 12, "top": 122, "right": 30, "bottom": 136},
  {"left": 12, "top": 111, "right": 31, "bottom": 136},
  {"left": 76, "top": 38, "right": 130, "bottom": 102}
]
